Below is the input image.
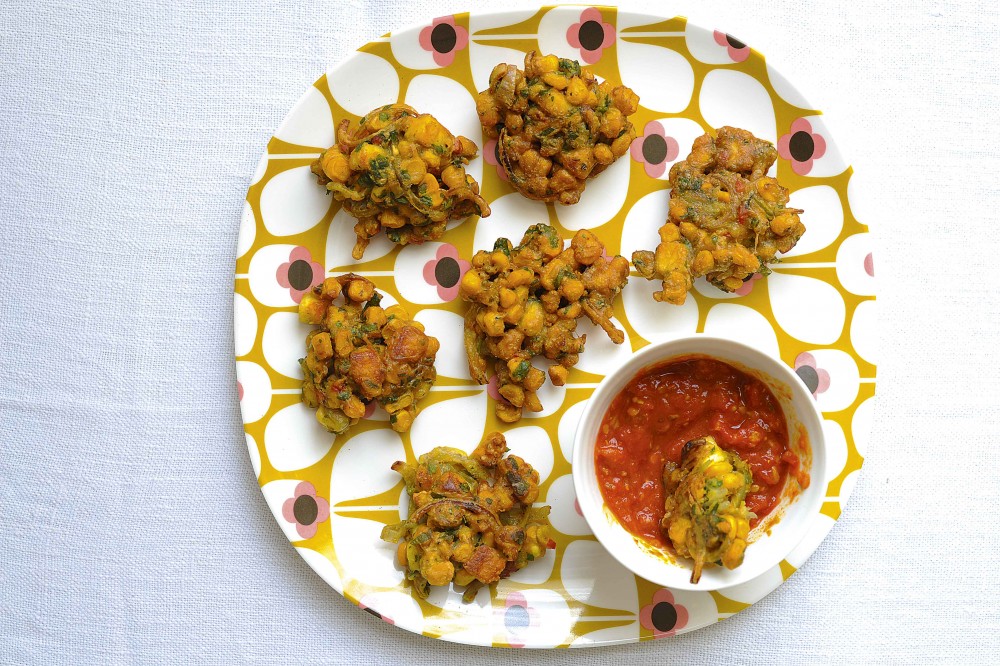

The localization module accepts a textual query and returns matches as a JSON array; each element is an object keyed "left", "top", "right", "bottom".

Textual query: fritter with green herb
[
  {"left": 476, "top": 51, "right": 639, "bottom": 205},
  {"left": 632, "top": 126, "right": 806, "bottom": 305},
  {"left": 381, "top": 432, "right": 554, "bottom": 602},
  {"left": 460, "top": 224, "right": 629, "bottom": 422},
  {"left": 298, "top": 274, "right": 438, "bottom": 434},
  {"left": 311, "top": 104, "right": 490, "bottom": 259},
  {"left": 661, "top": 436, "right": 755, "bottom": 584}
]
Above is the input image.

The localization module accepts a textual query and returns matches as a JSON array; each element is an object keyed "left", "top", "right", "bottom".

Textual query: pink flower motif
[
  {"left": 418, "top": 15, "right": 469, "bottom": 67},
  {"left": 794, "top": 352, "right": 831, "bottom": 398},
  {"left": 567, "top": 8, "right": 615, "bottom": 64},
  {"left": 778, "top": 118, "right": 828, "bottom": 176},
  {"left": 359, "top": 600, "right": 395, "bottom": 625},
  {"left": 276, "top": 246, "right": 324, "bottom": 303},
  {"left": 236, "top": 380, "right": 244, "bottom": 401},
  {"left": 864, "top": 253, "right": 875, "bottom": 277},
  {"left": 281, "top": 482, "right": 330, "bottom": 539},
  {"left": 713, "top": 30, "right": 750, "bottom": 62},
  {"left": 734, "top": 272, "right": 764, "bottom": 296},
  {"left": 484, "top": 138, "right": 508, "bottom": 182},
  {"left": 629, "top": 121, "right": 680, "bottom": 178},
  {"left": 498, "top": 591, "right": 539, "bottom": 648},
  {"left": 639, "top": 588, "right": 689, "bottom": 638},
  {"left": 422, "top": 244, "right": 471, "bottom": 301}
]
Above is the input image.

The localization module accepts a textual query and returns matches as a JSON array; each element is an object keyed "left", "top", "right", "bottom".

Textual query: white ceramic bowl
[{"left": 572, "top": 335, "right": 826, "bottom": 591}]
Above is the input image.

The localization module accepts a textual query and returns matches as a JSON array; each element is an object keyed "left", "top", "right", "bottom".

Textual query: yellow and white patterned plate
[{"left": 235, "top": 6, "right": 875, "bottom": 648}]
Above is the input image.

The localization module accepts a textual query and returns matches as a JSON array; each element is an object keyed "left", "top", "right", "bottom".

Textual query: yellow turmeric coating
[
  {"left": 661, "top": 436, "right": 755, "bottom": 584},
  {"left": 298, "top": 274, "right": 438, "bottom": 434},
  {"left": 311, "top": 104, "right": 490, "bottom": 259},
  {"left": 476, "top": 52, "right": 639, "bottom": 205},
  {"left": 633, "top": 127, "right": 806, "bottom": 304},
  {"left": 380, "top": 432, "right": 553, "bottom": 602},
  {"left": 461, "top": 224, "right": 629, "bottom": 422}
]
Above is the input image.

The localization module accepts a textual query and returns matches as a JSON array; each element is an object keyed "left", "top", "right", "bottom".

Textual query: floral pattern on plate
[{"left": 236, "top": 5, "right": 874, "bottom": 649}]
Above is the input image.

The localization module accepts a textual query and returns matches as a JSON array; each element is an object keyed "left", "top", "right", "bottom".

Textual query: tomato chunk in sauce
[{"left": 595, "top": 356, "right": 796, "bottom": 548}]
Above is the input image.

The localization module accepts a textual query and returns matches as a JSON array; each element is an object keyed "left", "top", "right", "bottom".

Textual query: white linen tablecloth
[{"left": 2, "top": 0, "right": 997, "bottom": 662}]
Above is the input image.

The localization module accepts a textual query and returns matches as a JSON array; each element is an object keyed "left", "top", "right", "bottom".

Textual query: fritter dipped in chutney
[
  {"left": 381, "top": 432, "right": 554, "bottom": 602},
  {"left": 311, "top": 104, "right": 490, "bottom": 259},
  {"left": 476, "top": 52, "right": 639, "bottom": 205},
  {"left": 298, "top": 274, "right": 438, "bottom": 434},
  {"left": 661, "top": 436, "right": 755, "bottom": 584},
  {"left": 632, "top": 127, "right": 806, "bottom": 304}
]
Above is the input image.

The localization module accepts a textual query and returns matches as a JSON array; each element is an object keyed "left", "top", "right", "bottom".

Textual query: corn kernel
[
  {"left": 348, "top": 143, "right": 384, "bottom": 171},
  {"left": 722, "top": 472, "right": 744, "bottom": 490},
  {"left": 535, "top": 54, "right": 559, "bottom": 73},
  {"left": 460, "top": 270, "right": 482, "bottom": 297},
  {"left": 441, "top": 165, "right": 465, "bottom": 190},
  {"left": 565, "top": 77, "right": 588, "bottom": 105},
  {"left": 542, "top": 72, "right": 569, "bottom": 90},
  {"left": 518, "top": 300, "right": 544, "bottom": 336},
  {"left": 298, "top": 292, "right": 326, "bottom": 325},
  {"left": 499, "top": 288, "right": 517, "bottom": 308},
  {"left": 391, "top": 409, "right": 413, "bottom": 433}
]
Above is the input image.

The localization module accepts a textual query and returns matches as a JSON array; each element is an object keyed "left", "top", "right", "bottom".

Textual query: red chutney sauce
[{"left": 595, "top": 356, "right": 799, "bottom": 548}]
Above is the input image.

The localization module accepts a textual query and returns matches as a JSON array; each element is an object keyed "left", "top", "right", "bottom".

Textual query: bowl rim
[{"left": 571, "top": 334, "right": 827, "bottom": 591}]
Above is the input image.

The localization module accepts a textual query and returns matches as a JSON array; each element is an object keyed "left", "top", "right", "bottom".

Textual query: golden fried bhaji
[
  {"left": 460, "top": 224, "right": 629, "bottom": 422},
  {"left": 311, "top": 104, "right": 491, "bottom": 259},
  {"left": 380, "top": 432, "right": 554, "bottom": 602},
  {"left": 298, "top": 274, "right": 438, "bottom": 434},
  {"left": 632, "top": 127, "right": 806, "bottom": 305},
  {"left": 661, "top": 436, "right": 755, "bottom": 584},
  {"left": 476, "top": 51, "right": 639, "bottom": 205}
]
